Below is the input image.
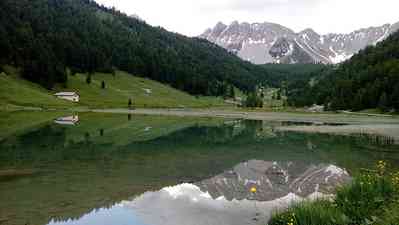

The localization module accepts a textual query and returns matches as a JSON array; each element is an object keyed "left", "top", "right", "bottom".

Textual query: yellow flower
[{"left": 376, "top": 160, "right": 387, "bottom": 175}]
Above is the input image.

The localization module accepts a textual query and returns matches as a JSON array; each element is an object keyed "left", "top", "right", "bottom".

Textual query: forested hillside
[
  {"left": 287, "top": 31, "right": 399, "bottom": 112},
  {"left": 0, "top": 0, "right": 269, "bottom": 96},
  {"left": 261, "top": 64, "right": 327, "bottom": 87}
]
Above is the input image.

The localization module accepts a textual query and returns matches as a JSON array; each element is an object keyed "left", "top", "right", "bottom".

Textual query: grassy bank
[
  {"left": 269, "top": 161, "right": 399, "bottom": 225},
  {"left": 0, "top": 72, "right": 72, "bottom": 109},
  {"left": 0, "top": 66, "right": 226, "bottom": 109}
]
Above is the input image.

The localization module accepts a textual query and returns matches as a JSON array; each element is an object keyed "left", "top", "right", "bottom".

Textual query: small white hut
[
  {"left": 54, "top": 92, "right": 80, "bottom": 102},
  {"left": 54, "top": 115, "right": 79, "bottom": 125}
]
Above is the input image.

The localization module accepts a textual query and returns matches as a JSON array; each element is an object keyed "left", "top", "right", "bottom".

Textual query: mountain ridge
[{"left": 200, "top": 21, "right": 399, "bottom": 64}]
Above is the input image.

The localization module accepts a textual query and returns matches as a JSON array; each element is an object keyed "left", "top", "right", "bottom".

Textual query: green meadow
[{"left": 0, "top": 66, "right": 226, "bottom": 110}]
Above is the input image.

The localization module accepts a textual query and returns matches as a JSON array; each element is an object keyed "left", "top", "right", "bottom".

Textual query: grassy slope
[
  {"left": 0, "top": 67, "right": 226, "bottom": 109},
  {"left": 0, "top": 72, "right": 72, "bottom": 109},
  {"left": 62, "top": 71, "right": 225, "bottom": 108}
]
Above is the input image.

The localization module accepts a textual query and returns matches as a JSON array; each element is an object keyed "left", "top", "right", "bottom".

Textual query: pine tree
[
  {"left": 378, "top": 92, "right": 388, "bottom": 112},
  {"left": 276, "top": 90, "right": 282, "bottom": 100},
  {"left": 229, "top": 85, "right": 235, "bottom": 98},
  {"left": 392, "top": 88, "right": 399, "bottom": 112},
  {"left": 86, "top": 73, "right": 91, "bottom": 85},
  {"left": 128, "top": 98, "right": 133, "bottom": 109}
]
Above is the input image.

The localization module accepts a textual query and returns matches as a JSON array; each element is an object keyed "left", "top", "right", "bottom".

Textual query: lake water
[{"left": 0, "top": 112, "right": 398, "bottom": 225}]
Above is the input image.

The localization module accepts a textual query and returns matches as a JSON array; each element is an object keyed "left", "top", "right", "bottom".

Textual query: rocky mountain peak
[{"left": 200, "top": 21, "right": 399, "bottom": 64}]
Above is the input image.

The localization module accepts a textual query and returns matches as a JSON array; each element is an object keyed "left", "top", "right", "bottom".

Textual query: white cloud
[{"left": 95, "top": 0, "right": 399, "bottom": 36}]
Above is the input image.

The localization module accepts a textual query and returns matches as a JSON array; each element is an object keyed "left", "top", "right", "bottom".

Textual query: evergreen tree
[
  {"left": 229, "top": 85, "right": 235, "bottom": 98},
  {"left": 128, "top": 98, "right": 133, "bottom": 109},
  {"left": 392, "top": 88, "right": 399, "bottom": 112},
  {"left": 86, "top": 74, "right": 92, "bottom": 85},
  {"left": 276, "top": 90, "right": 282, "bottom": 100},
  {"left": 378, "top": 92, "right": 389, "bottom": 112}
]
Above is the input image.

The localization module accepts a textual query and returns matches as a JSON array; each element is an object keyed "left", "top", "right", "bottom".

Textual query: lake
[{"left": 0, "top": 112, "right": 398, "bottom": 225}]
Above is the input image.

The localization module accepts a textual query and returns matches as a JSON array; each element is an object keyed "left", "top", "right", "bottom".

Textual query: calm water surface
[{"left": 0, "top": 112, "right": 398, "bottom": 225}]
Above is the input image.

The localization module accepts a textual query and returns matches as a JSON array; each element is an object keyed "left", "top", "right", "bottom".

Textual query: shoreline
[
  {"left": 90, "top": 108, "right": 399, "bottom": 125},
  {"left": 2, "top": 107, "right": 399, "bottom": 125}
]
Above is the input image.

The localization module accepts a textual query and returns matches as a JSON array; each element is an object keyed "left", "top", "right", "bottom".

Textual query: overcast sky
[{"left": 95, "top": 0, "right": 399, "bottom": 37}]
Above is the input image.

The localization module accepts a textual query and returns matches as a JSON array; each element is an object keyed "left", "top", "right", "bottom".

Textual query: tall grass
[
  {"left": 268, "top": 161, "right": 399, "bottom": 225},
  {"left": 269, "top": 200, "right": 348, "bottom": 225}
]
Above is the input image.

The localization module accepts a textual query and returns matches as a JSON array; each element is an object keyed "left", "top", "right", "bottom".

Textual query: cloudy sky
[{"left": 95, "top": 0, "right": 399, "bottom": 37}]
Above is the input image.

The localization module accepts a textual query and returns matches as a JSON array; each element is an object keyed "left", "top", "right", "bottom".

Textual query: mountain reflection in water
[
  {"left": 49, "top": 160, "right": 350, "bottom": 225},
  {"left": 2, "top": 113, "right": 397, "bottom": 225}
]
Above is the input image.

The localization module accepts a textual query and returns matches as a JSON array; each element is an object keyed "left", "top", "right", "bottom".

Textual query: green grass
[
  {"left": 268, "top": 162, "right": 399, "bottom": 225},
  {"left": 59, "top": 71, "right": 225, "bottom": 108},
  {"left": 377, "top": 201, "right": 399, "bottom": 225},
  {"left": 270, "top": 200, "right": 349, "bottom": 225},
  {"left": 0, "top": 72, "right": 73, "bottom": 109},
  {"left": 0, "top": 66, "right": 226, "bottom": 109}
]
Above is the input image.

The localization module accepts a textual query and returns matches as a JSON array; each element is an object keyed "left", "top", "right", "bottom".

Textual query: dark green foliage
[
  {"left": 378, "top": 92, "right": 388, "bottom": 112},
  {"left": 0, "top": 0, "right": 270, "bottom": 96},
  {"left": 276, "top": 89, "right": 281, "bottom": 100},
  {"left": 287, "top": 31, "right": 399, "bottom": 112},
  {"left": 128, "top": 98, "right": 132, "bottom": 108},
  {"left": 86, "top": 74, "right": 92, "bottom": 85},
  {"left": 261, "top": 64, "right": 330, "bottom": 107},
  {"left": 228, "top": 85, "right": 235, "bottom": 99},
  {"left": 261, "top": 63, "right": 327, "bottom": 97},
  {"left": 261, "top": 64, "right": 327, "bottom": 86},
  {"left": 244, "top": 92, "right": 263, "bottom": 108}
]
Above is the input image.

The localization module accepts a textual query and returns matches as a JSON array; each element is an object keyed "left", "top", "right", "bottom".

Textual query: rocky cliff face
[{"left": 200, "top": 21, "right": 399, "bottom": 64}]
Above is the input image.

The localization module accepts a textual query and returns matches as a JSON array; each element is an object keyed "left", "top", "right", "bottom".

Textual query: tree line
[{"left": 286, "top": 31, "right": 399, "bottom": 112}]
